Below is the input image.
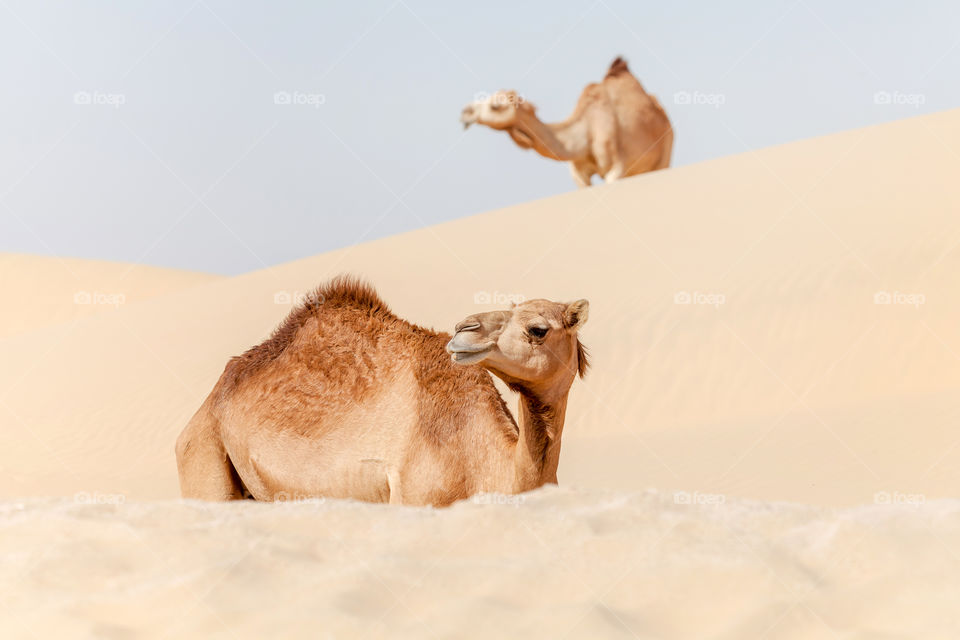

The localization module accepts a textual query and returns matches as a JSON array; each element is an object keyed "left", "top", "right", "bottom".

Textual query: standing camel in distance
[{"left": 461, "top": 57, "right": 673, "bottom": 186}]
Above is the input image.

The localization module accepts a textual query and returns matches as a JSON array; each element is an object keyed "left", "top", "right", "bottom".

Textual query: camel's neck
[
  {"left": 511, "top": 387, "right": 569, "bottom": 492},
  {"left": 510, "top": 112, "right": 587, "bottom": 162}
]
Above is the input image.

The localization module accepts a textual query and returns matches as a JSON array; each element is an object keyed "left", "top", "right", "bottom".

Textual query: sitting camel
[
  {"left": 175, "top": 276, "right": 589, "bottom": 506},
  {"left": 460, "top": 57, "right": 673, "bottom": 187}
]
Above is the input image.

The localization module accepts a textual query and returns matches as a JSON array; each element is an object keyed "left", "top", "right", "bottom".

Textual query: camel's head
[
  {"left": 446, "top": 298, "right": 589, "bottom": 393},
  {"left": 460, "top": 90, "right": 533, "bottom": 133}
]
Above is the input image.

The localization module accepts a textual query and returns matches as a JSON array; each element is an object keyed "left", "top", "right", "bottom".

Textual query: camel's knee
[{"left": 176, "top": 405, "right": 243, "bottom": 501}]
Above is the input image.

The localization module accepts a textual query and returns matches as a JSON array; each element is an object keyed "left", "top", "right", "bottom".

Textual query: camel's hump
[
  {"left": 312, "top": 275, "right": 391, "bottom": 315},
  {"left": 219, "top": 275, "right": 394, "bottom": 395},
  {"left": 605, "top": 56, "right": 630, "bottom": 78}
]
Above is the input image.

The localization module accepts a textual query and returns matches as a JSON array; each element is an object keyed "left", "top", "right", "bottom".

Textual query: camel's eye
[
  {"left": 528, "top": 326, "right": 548, "bottom": 339},
  {"left": 490, "top": 102, "right": 506, "bottom": 111}
]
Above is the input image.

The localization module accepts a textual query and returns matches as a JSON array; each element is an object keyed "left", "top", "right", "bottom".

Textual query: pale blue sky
[{"left": 1, "top": 1, "right": 958, "bottom": 274}]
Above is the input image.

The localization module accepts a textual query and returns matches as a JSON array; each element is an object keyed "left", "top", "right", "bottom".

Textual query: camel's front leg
[
  {"left": 569, "top": 162, "right": 592, "bottom": 188},
  {"left": 603, "top": 164, "right": 625, "bottom": 183}
]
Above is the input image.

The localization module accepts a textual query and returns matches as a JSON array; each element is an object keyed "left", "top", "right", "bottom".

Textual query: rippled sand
[{"left": 3, "top": 488, "right": 958, "bottom": 639}]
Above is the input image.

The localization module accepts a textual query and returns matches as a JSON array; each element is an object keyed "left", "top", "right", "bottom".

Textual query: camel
[
  {"left": 175, "top": 276, "right": 589, "bottom": 506},
  {"left": 460, "top": 57, "right": 673, "bottom": 187}
]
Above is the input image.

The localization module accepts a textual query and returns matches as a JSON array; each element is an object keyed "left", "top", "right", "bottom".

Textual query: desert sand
[
  {"left": 2, "top": 110, "right": 959, "bottom": 638},
  {"left": 0, "top": 254, "right": 220, "bottom": 340}
]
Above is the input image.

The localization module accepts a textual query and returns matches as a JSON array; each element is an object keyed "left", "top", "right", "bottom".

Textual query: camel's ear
[{"left": 563, "top": 300, "right": 589, "bottom": 331}]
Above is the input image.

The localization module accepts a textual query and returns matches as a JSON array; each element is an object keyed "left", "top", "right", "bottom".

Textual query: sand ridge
[{"left": 0, "top": 254, "right": 221, "bottom": 340}]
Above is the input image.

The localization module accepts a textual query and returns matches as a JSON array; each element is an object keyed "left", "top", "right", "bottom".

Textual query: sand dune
[
  {"left": 1, "top": 111, "right": 959, "bottom": 637},
  {"left": 0, "top": 254, "right": 220, "bottom": 340},
  {"left": 2, "top": 109, "right": 958, "bottom": 505}
]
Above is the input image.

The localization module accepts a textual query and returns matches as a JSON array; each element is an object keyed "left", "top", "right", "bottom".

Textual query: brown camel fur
[
  {"left": 175, "top": 276, "right": 589, "bottom": 506},
  {"left": 460, "top": 57, "right": 673, "bottom": 186}
]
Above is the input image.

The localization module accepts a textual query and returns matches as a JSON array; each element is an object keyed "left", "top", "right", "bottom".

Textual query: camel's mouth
[
  {"left": 449, "top": 348, "right": 491, "bottom": 365},
  {"left": 460, "top": 105, "right": 479, "bottom": 129},
  {"left": 446, "top": 335, "right": 494, "bottom": 365}
]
